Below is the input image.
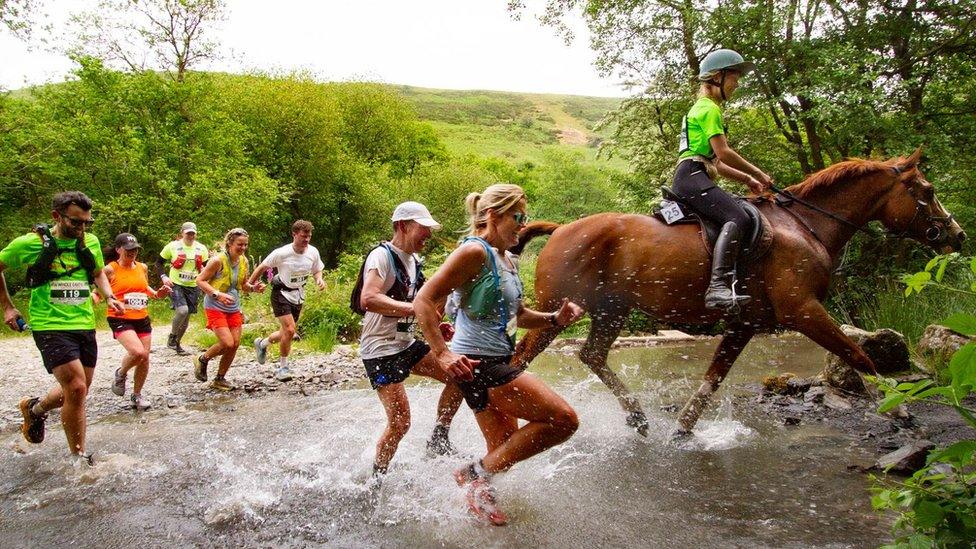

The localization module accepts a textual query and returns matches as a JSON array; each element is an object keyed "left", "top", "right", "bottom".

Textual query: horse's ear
[{"left": 898, "top": 146, "right": 924, "bottom": 171}]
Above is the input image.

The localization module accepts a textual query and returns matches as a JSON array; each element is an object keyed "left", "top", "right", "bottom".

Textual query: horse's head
[{"left": 880, "top": 147, "right": 966, "bottom": 253}]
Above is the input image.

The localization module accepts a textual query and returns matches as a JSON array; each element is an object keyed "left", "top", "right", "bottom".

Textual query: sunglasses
[
  {"left": 513, "top": 212, "right": 530, "bottom": 225},
  {"left": 63, "top": 216, "right": 95, "bottom": 228}
]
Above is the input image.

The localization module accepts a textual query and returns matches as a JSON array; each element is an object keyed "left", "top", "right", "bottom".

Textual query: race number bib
[
  {"left": 395, "top": 318, "right": 415, "bottom": 342},
  {"left": 506, "top": 316, "right": 518, "bottom": 339},
  {"left": 178, "top": 271, "right": 195, "bottom": 282},
  {"left": 660, "top": 200, "right": 685, "bottom": 225},
  {"left": 124, "top": 292, "right": 149, "bottom": 310},
  {"left": 678, "top": 116, "right": 689, "bottom": 152},
  {"left": 288, "top": 271, "right": 310, "bottom": 287},
  {"left": 50, "top": 280, "right": 89, "bottom": 306}
]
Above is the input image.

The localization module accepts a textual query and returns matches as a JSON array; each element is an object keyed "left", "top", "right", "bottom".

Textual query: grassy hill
[{"left": 394, "top": 86, "right": 627, "bottom": 170}]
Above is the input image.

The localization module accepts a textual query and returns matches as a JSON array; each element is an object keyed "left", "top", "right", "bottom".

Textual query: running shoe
[
  {"left": 211, "top": 376, "right": 235, "bottom": 392},
  {"left": 112, "top": 368, "right": 126, "bottom": 396},
  {"left": 274, "top": 366, "right": 293, "bottom": 382},
  {"left": 167, "top": 334, "right": 178, "bottom": 350},
  {"left": 463, "top": 478, "right": 508, "bottom": 526},
  {"left": 425, "top": 429, "right": 459, "bottom": 458},
  {"left": 18, "top": 397, "right": 46, "bottom": 444},
  {"left": 193, "top": 354, "right": 208, "bottom": 382},
  {"left": 131, "top": 393, "right": 151, "bottom": 411},
  {"left": 72, "top": 452, "right": 95, "bottom": 468},
  {"left": 174, "top": 345, "right": 190, "bottom": 356},
  {"left": 254, "top": 337, "right": 268, "bottom": 365}
]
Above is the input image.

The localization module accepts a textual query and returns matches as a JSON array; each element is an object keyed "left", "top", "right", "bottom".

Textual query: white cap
[
  {"left": 181, "top": 222, "right": 198, "bottom": 234},
  {"left": 391, "top": 201, "right": 441, "bottom": 230}
]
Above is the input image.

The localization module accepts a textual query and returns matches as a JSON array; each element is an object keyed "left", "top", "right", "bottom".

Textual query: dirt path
[{"left": 0, "top": 326, "right": 365, "bottom": 435}]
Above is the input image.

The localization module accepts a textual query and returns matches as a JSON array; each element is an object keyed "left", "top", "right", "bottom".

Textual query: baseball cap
[
  {"left": 114, "top": 233, "right": 142, "bottom": 250},
  {"left": 391, "top": 201, "right": 441, "bottom": 230},
  {"left": 181, "top": 222, "right": 197, "bottom": 234}
]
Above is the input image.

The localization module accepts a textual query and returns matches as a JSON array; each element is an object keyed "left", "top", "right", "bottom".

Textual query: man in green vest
[
  {"left": 156, "top": 221, "right": 209, "bottom": 355},
  {"left": 0, "top": 191, "right": 125, "bottom": 464}
]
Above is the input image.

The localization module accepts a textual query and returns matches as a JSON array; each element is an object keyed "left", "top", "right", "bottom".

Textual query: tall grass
[{"left": 858, "top": 277, "right": 976, "bottom": 347}]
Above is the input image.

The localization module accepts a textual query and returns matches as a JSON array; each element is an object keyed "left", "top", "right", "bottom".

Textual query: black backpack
[
  {"left": 350, "top": 243, "right": 425, "bottom": 315},
  {"left": 25, "top": 224, "right": 97, "bottom": 289}
]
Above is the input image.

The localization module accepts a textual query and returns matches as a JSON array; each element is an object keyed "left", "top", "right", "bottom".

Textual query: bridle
[{"left": 770, "top": 165, "right": 952, "bottom": 246}]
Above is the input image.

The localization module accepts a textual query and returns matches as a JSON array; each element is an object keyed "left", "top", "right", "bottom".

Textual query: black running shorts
[
  {"left": 32, "top": 330, "right": 98, "bottom": 373},
  {"left": 362, "top": 340, "right": 430, "bottom": 389},
  {"left": 458, "top": 354, "right": 521, "bottom": 412}
]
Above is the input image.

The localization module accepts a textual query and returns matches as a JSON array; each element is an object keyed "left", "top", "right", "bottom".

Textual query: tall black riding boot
[{"left": 704, "top": 222, "right": 751, "bottom": 311}]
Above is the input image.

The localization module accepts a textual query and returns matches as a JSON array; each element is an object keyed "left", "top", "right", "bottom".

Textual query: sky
[{"left": 0, "top": 0, "right": 627, "bottom": 97}]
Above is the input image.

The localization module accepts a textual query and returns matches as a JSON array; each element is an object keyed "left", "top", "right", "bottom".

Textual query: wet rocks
[
  {"left": 875, "top": 440, "right": 936, "bottom": 474},
  {"left": 819, "top": 325, "right": 910, "bottom": 394},
  {"left": 917, "top": 324, "right": 972, "bottom": 364}
]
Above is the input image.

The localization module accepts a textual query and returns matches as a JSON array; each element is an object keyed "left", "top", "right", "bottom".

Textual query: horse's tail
[{"left": 511, "top": 221, "right": 561, "bottom": 255}]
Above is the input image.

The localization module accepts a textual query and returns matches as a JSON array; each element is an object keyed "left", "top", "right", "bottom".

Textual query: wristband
[{"left": 548, "top": 313, "right": 559, "bottom": 327}]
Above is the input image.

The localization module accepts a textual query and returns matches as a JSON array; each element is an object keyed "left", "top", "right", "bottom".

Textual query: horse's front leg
[
  {"left": 676, "top": 327, "right": 755, "bottom": 434},
  {"left": 787, "top": 300, "right": 877, "bottom": 375}
]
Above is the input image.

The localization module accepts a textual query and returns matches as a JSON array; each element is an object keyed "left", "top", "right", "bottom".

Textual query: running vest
[
  {"left": 25, "top": 224, "right": 97, "bottom": 289},
  {"left": 350, "top": 242, "right": 425, "bottom": 315},
  {"left": 211, "top": 253, "right": 249, "bottom": 293},
  {"left": 107, "top": 260, "right": 150, "bottom": 320}
]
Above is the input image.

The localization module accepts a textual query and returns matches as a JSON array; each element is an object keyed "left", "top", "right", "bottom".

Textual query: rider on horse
[{"left": 672, "top": 48, "right": 774, "bottom": 311}]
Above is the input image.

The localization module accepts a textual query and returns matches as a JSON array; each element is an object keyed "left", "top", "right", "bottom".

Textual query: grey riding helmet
[{"left": 698, "top": 49, "right": 755, "bottom": 80}]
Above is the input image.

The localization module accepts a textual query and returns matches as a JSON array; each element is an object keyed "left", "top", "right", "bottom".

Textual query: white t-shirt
[
  {"left": 265, "top": 244, "right": 324, "bottom": 304},
  {"left": 359, "top": 243, "right": 421, "bottom": 360}
]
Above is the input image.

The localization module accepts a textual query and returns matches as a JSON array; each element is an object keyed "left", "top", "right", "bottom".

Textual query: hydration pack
[
  {"left": 350, "top": 243, "right": 425, "bottom": 315},
  {"left": 24, "top": 224, "right": 97, "bottom": 289}
]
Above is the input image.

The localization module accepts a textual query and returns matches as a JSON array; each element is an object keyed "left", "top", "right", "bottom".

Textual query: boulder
[
  {"left": 916, "top": 324, "right": 972, "bottom": 363},
  {"left": 820, "top": 325, "right": 911, "bottom": 393},
  {"left": 875, "top": 440, "right": 936, "bottom": 474}
]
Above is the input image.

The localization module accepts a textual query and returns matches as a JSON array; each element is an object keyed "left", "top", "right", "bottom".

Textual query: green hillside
[{"left": 393, "top": 86, "right": 627, "bottom": 169}]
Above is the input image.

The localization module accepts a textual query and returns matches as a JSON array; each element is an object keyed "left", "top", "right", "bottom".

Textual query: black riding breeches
[{"left": 671, "top": 160, "right": 751, "bottom": 232}]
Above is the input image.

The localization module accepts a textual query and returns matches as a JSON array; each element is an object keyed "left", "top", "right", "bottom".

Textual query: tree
[{"left": 69, "top": 0, "right": 226, "bottom": 82}]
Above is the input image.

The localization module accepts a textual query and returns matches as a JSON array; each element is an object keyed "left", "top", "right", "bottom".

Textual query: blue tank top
[{"left": 449, "top": 238, "right": 523, "bottom": 357}]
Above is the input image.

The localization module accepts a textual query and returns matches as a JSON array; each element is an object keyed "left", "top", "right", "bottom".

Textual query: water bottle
[{"left": 15, "top": 317, "right": 30, "bottom": 332}]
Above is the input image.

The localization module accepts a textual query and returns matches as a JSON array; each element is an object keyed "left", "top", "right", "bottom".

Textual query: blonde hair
[
  {"left": 464, "top": 183, "right": 526, "bottom": 235},
  {"left": 223, "top": 227, "right": 249, "bottom": 251}
]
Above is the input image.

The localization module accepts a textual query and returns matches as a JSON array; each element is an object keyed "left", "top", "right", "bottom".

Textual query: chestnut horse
[{"left": 511, "top": 148, "right": 965, "bottom": 435}]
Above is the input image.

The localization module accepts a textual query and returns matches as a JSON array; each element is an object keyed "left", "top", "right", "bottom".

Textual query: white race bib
[
  {"left": 50, "top": 280, "right": 89, "bottom": 306},
  {"left": 178, "top": 271, "right": 195, "bottom": 282},
  {"left": 506, "top": 316, "right": 518, "bottom": 339},
  {"left": 660, "top": 200, "right": 685, "bottom": 225},
  {"left": 124, "top": 292, "right": 149, "bottom": 310},
  {"left": 395, "top": 318, "right": 415, "bottom": 342},
  {"left": 288, "top": 271, "right": 310, "bottom": 287}
]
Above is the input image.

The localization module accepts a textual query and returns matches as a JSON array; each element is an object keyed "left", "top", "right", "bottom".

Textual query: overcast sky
[{"left": 0, "top": 1, "right": 626, "bottom": 97}]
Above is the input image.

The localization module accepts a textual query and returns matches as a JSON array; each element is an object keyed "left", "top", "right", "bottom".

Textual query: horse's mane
[{"left": 785, "top": 157, "right": 897, "bottom": 198}]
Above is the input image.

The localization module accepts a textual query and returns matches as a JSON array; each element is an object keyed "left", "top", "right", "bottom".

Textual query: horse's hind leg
[
  {"left": 579, "top": 310, "right": 648, "bottom": 436},
  {"left": 676, "top": 327, "right": 755, "bottom": 434}
]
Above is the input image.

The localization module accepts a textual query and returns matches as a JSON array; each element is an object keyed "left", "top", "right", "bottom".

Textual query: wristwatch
[{"left": 548, "top": 313, "right": 559, "bottom": 327}]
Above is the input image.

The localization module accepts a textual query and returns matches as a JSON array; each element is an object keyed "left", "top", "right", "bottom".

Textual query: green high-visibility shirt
[{"left": 679, "top": 97, "right": 726, "bottom": 161}]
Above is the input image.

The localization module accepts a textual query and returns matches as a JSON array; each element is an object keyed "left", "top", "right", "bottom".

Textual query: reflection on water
[{"left": 0, "top": 335, "right": 888, "bottom": 547}]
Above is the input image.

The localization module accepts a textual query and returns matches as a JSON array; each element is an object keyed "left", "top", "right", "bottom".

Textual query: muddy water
[{"left": 0, "top": 335, "right": 888, "bottom": 547}]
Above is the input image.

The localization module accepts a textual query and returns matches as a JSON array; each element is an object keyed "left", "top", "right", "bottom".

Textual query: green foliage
[{"left": 868, "top": 257, "right": 976, "bottom": 547}]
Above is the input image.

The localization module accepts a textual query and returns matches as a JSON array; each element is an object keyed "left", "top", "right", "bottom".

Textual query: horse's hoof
[
  {"left": 626, "top": 411, "right": 649, "bottom": 437},
  {"left": 670, "top": 429, "right": 693, "bottom": 442}
]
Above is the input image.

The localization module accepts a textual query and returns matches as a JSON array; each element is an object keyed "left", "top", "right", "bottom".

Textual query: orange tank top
[{"left": 108, "top": 260, "right": 151, "bottom": 320}]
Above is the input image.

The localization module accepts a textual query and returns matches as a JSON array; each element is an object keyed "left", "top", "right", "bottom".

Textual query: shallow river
[{"left": 0, "top": 335, "right": 889, "bottom": 547}]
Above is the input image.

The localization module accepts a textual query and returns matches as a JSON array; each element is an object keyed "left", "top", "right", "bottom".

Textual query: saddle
[{"left": 653, "top": 187, "right": 774, "bottom": 261}]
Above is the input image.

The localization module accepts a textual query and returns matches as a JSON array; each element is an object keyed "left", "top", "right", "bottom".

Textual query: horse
[{"left": 510, "top": 148, "right": 965, "bottom": 435}]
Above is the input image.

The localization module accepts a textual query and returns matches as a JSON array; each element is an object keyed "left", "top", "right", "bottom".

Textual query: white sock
[
  {"left": 32, "top": 402, "right": 45, "bottom": 416},
  {"left": 259, "top": 337, "right": 269, "bottom": 350},
  {"left": 279, "top": 356, "right": 288, "bottom": 368}
]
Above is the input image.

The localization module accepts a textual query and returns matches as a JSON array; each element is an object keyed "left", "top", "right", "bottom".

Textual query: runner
[
  {"left": 414, "top": 184, "right": 585, "bottom": 525},
  {"left": 157, "top": 222, "right": 209, "bottom": 355},
  {"left": 353, "top": 201, "right": 464, "bottom": 480},
  {"left": 193, "top": 228, "right": 264, "bottom": 391},
  {"left": 247, "top": 220, "right": 325, "bottom": 382},
  {"left": 102, "top": 233, "right": 171, "bottom": 410},
  {"left": 0, "top": 191, "right": 125, "bottom": 464}
]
